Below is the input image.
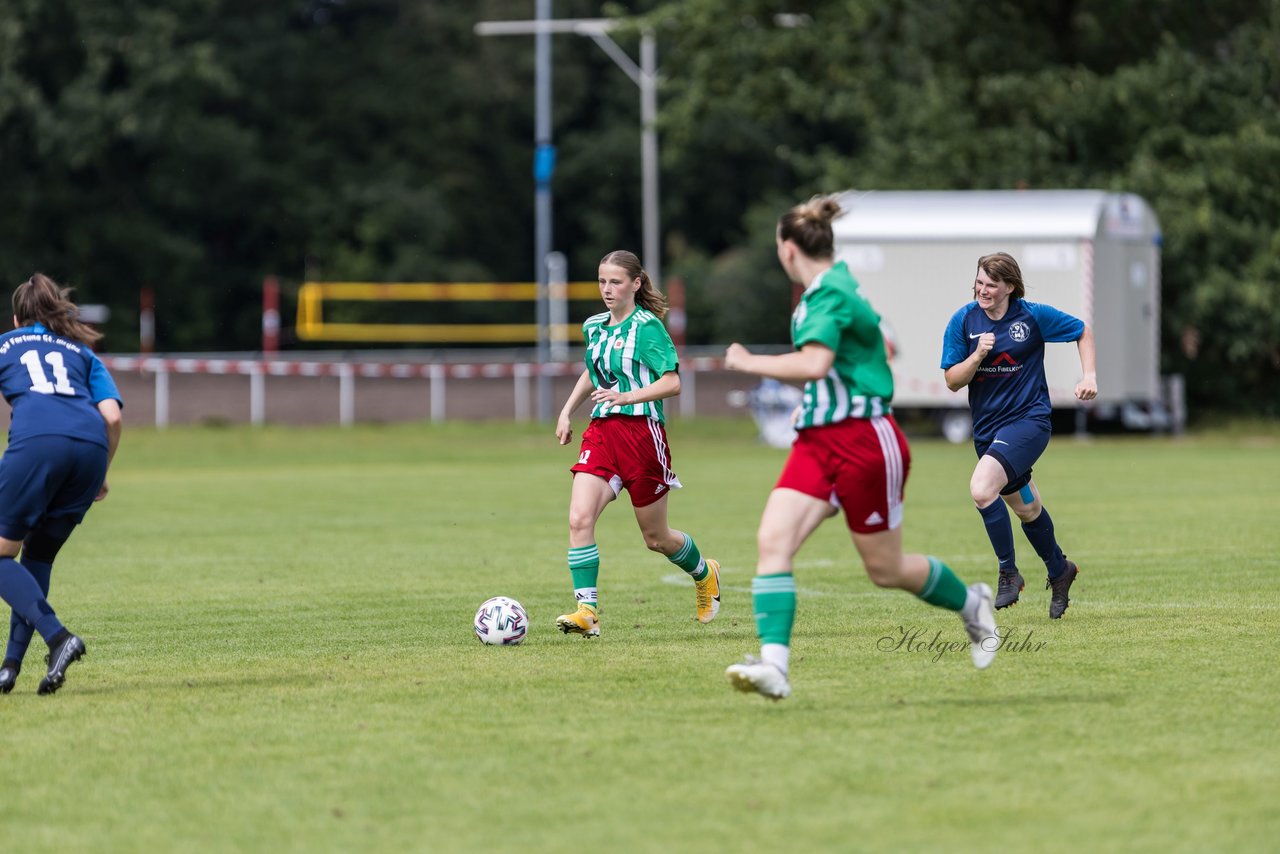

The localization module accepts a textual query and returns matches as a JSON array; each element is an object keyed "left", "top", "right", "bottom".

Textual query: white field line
[
  {"left": 661, "top": 572, "right": 1280, "bottom": 610},
  {"left": 662, "top": 571, "right": 860, "bottom": 599}
]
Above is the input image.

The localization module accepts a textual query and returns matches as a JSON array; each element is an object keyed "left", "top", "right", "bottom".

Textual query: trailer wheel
[{"left": 940, "top": 411, "right": 972, "bottom": 444}]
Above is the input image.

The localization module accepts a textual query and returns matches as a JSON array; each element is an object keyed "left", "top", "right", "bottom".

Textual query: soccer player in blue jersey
[
  {"left": 941, "top": 252, "right": 1097, "bottom": 619},
  {"left": 552, "top": 250, "right": 720, "bottom": 638},
  {"left": 723, "top": 197, "right": 999, "bottom": 701},
  {"left": 0, "top": 274, "right": 122, "bottom": 695}
]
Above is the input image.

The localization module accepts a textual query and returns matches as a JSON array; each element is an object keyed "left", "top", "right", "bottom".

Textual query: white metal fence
[{"left": 100, "top": 354, "right": 735, "bottom": 428}]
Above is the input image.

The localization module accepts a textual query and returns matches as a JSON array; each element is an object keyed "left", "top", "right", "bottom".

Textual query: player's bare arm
[
  {"left": 725, "top": 342, "right": 834, "bottom": 382},
  {"left": 589, "top": 370, "right": 680, "bottom": 409},
  {"left": 95, "top": 398, "right": 123, "bottom": 501},
  {"left": 556, "top": 369, "right": 596, "bottom": 445},
  {"left": 1075, "top": 325, "right": 1098, "bottom": 400},
  {"left": 944, "top": 332, "right": 994, "bottom": 391}
]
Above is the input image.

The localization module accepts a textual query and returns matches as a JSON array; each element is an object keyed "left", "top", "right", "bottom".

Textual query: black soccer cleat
[
  {"left": 0, "top": 659, "right": 19, "bottom": 694},
  {"left": 994, "top": 569, "right": 1025, "bottom": 609},
  {"left": 1046, "top": 560, "right": 1079, "bottom": 619},
  {"left": 38, "top": 633, "right": 86, "bottom": 695}
]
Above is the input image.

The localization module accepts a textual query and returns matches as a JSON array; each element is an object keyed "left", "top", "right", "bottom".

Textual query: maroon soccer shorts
[
  {"left": 570, "top": 415, "right": 683, "bottom": 508},
  {"left": 774, "top": 415, "right": 910, "bottom": 533}
]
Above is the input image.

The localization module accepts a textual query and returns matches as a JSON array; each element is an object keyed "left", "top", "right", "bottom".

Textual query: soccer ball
[{"left": 473, "top": 596, "right": 528, "bottom": 645}]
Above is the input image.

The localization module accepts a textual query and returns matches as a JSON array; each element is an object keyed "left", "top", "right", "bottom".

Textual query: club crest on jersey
[
  {"left": 613, "top": 338, "right": 624, "bottom": 349},
  {"left": 1008, "top": 321, "right": 1030, "bottom": 342}
]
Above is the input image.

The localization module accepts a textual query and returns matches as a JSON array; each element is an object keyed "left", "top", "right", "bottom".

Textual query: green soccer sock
[
  {"left": 667, "top": 532, "right": 708, "bottom": 581},
  {"left": 917, "top": 556, "right": 968, "bottom": 612},
  {"left": 751, "top": 573, "right": 796, "bottom": 646},
  {"left": 568, "top": 544, "right": 600, "bottom": 607}
]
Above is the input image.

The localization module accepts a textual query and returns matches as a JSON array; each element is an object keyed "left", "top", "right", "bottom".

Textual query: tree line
[{"left": 0, "top": 0, "right": 1275, "bottom": 413}]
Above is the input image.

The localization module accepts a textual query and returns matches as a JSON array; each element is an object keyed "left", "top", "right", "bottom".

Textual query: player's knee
[
  {"left": 755, "top": 540, "right": 794, "bottom": 572},
  {"left": 863, "top": 556, "right": 903, "bottom": 589},
  {"left": 567, "top": 509, "right": 596, "bottom": 538},
  {"left": 641, "top": 532, "right": 668, "bottom": 553},
  {"left": 756, "top": 521, "right": 792, "bottom": 561},
  {"left": 970, "top": 483, "right": 999, "bottom": 508},
  {"left": 23, "top": 528, "right": 69, "bottom": 564}
]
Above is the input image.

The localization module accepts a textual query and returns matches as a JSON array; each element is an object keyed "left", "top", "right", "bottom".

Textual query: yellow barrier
[{"left": 296, "top": 281, "right": 602, "bottom": 343}]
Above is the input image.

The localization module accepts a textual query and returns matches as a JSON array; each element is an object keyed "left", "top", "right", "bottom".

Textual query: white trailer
[{"left": 831, "top": 189, "right": 1174, "bottom": 439}]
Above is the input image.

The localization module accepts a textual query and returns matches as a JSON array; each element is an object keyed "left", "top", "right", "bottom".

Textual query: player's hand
[
  {"left": 555, "top": 415, "right": 573, "bottom": 445},
  {"left": 974, "top": 332, "right": 995, "bottom": 360},
  {"left": 1075, "top": 373, "right": 1098, "bottom": 401},
  {"left": 94, "top": 480, "right": 110, "bottom": 501},
  {"left": 590, "top": 388, "right": 631, "bottom": 408},
  {"left": 725, "top": 343, "right": 752, "bottom": 371}
]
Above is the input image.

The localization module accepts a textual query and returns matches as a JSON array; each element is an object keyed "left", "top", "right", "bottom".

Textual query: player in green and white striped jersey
[
  {"left": 786, "top": 252, "right": 894, "bottom": 429},
  {"left": 553, "top": 251, "right": 720, "bottom": 638},
  {"left": 579, "top": 302, "right": 674, "bottom": 423},
  {"left": 722, "top": 196, "right": 1000, "bottom": 700}
]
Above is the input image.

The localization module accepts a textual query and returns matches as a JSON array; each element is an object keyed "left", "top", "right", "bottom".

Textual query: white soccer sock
[{"left": 761, "top": 643, "right": 790, "bottom": 675}]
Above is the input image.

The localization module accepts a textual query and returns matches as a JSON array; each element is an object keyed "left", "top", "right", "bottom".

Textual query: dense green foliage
[
  {"left": 1, "top": 1, "right": 1276, "bottom": 410},
  {"left": 651, "top": 0, "right": 1280, "bottom": 412}
]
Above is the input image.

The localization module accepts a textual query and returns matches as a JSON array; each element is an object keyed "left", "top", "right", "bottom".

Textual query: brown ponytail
[
  {"left": 778, "top": 195, "right": 842, "bottom": 259},
  {"left": 13, "top": 274, "right": 103, "bottom": 345}
]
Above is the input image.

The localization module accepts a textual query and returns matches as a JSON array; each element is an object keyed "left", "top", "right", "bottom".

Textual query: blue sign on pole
[{"left": 534, "top": 143, "right": 557, "bottom": 186}]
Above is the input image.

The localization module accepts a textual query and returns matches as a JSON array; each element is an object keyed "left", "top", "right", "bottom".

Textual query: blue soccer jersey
[
  {"left": 0, "top": 323, "right": 121, "bottom": 447},
  {"left": 940, "top": 300, "right": 1084, "bottom": 443}
]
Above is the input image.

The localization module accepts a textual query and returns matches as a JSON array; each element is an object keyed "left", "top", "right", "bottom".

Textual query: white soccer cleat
[
  {"left": 725, "top": 655, "right": 791, "bottom": 700},
  {"left": 963, "top": 582, "right": 999, "bottom": 669}
]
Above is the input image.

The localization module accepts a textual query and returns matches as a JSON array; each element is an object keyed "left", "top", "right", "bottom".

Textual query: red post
[
  {"left": 139, "top": 286, "right": 155, "bottom": 353},
  {"left": 666, "top": 275, "right": 686, "bottom": 352},
  {"left": 262, "top": 275, "right": 280, "bottom": 354}
]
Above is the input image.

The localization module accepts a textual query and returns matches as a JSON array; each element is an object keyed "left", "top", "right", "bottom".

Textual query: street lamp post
[
  {"left": 532, "top": 0, "right": 553, "bottom": 421},
  {"left": 569, "top": 22, "right": 660, "bottom": 289},
  {"left": 476, "top": 15, "right": 662, "bottom": 417}
]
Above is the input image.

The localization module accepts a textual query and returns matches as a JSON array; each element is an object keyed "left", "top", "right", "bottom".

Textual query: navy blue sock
[
  {"left": 0, "top": 557, "right": 63, "bottom": 642},
  {"left": 978, "top": 498, "right": 1018, "bottom": 572},
  {"left": 1022, "top": 506, "right": 1068, "bottom": 578},
  {"left": 6, "top": 558, "right": 52, "bottom": 664}
]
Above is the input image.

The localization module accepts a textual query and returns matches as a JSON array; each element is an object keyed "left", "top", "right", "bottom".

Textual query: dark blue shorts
[
  {"left": 0, "top": 435, "right": 109, "bottom": 541},
  {"left": 974, "top": 418, "right": 1051, "bottom": 495}
]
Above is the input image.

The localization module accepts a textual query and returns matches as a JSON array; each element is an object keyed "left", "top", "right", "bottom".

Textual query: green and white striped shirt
[
  {"left": 792, "top": 261, "right": 894, "bottom": 429},
  {"left": 582, "top": 307, "right": 679, "bottom": 423}
]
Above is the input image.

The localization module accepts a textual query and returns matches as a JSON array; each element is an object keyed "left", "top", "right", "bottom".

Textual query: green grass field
[{"left": 3, "top": 418, "right": 1277, "bottom": 852}]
